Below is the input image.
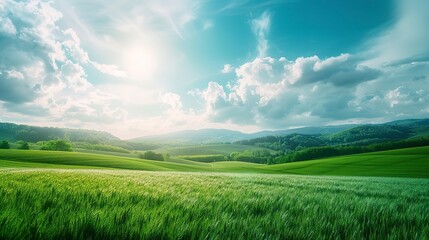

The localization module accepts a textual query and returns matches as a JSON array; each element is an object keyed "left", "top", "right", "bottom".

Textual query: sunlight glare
[{"left": 122, "top": 44, "right": 160, "bottom": 80}]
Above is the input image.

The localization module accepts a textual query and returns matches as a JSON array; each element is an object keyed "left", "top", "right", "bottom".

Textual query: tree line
[{"left": 0, "top": 140, "right": 71, "bottom": 151}]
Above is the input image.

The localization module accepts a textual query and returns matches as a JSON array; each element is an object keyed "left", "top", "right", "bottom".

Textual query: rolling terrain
[
  {"left": 1, "top": 146, "right": 428, "bottom": 178},
  {"left": 154, "top": 144, "right": 274, "bottom": 156},
  {"left": 264, "top": 147, "right": 429, "bottom": 178},
  {"left": 1, "top": 141, "right": 428, "bottom": 239}
]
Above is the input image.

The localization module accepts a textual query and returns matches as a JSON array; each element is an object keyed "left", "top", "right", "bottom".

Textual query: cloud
[
  {"left": 202, "top": 20, "right": 213, "bottom": 30},
  {"left": 221, "top": 64, "right": 234, "bottom": 73},
  {"left": 184, "top": 50, "right": 428, "bottom": 129},
  {"left": 286, "top": 54, "right": 380, "bottom": 87},
  {"left": 60, "top": 60, "right": 91, "bottom": 91},
  {"left": 251, "top": 11, "right": 270, "bottom": 57},
  {"left": 219, "top": 0, "right": 250, "bottom": 12},
  {"left": 62, "top": 28, "right": 90, "bottom": 64},
  {"left": 0, "top": 0, "right": 427, "bottom": 139},
  {"left": 0, "top": 70, "right": 38, "bottom": 104},
  {"left": 0, "top": 16, "right": 17, "bottom": 35},
  {"left": 161, "top": 92, "right": 183, "bottom": 113},
  {"left": 90, "top": 61, "right": 127, "bottom": 78},
  {"left": 2, "top": 102, "right": 49, "bottom": 117},
  {"left": 5, "top": 70, "right": 24, "bottom": 79},
  {"left": 0, "top": 0, "right": 127, "bottom": 127},
  {"left": 365, "top": 0, "right": 429, "bottom": 67},
  {"left": 147, "top": 0, "right": 202, "bottom": 39}
]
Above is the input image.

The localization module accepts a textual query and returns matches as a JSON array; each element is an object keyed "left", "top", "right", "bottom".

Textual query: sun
[{"left": 122, "top": 44, "right": 160, "bottom": 81}]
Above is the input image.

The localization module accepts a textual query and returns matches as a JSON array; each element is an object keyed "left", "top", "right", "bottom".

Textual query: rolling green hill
[
  {"left": 330, "top": 124, "right": 413, "bottom": 144},
  {"left": 1, "top": 146, "right": 428, "bottom": 239},
  {"left": 263, "top": 147, "right": 429, "bottom": 178},
  {"left": 0, "top": 122, "right": 119, "bottom": 143},
  {"left": 154, "top": 143, "right": 274, "bottom": 156},
  {"left": 233, "top": 119, "right": 429, "bottom": 163},
  {"left": 1, "top": 146, "right": 428, "bottom": 178},
  {"left": 0, "top": 122, "right": 158, "bottom": 151}
]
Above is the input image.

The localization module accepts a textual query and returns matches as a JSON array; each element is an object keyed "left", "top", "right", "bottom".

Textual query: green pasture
[
  {"left": 154, "top": 144, "right": 274, "bottom": 156},
  {"left": 1, "top": 147, "right": 428, "bottom": 177}
]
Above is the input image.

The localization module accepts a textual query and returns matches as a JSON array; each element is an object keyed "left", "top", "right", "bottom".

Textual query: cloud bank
[
  {"left": 0, "top": 0, "right": 427, "bottom": 138},
  {"left": 0, "top": 0, "right": 126, "bottom": 127}
]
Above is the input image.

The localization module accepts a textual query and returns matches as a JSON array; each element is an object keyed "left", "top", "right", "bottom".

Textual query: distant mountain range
[
  {"left": 130, "top": 118, "right": 429, "bottom": 145},
  {"left": 130, "top": 125, "right": 359, "bottom": 144}
]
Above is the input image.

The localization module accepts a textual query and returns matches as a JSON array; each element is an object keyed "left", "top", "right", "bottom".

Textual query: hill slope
[
  {"left": 0, "top": 122, "right": 158, "bottom": 151},
  {"left": 330, "top": 124, "right": 413, "bottom": 144},
  {"left": 0, "top": 122, "right": 118, "bottom": 143},
  {"left": 263, "top": 147, "right": 429, "bottom": 178},
  {"left": 1, "top": 147, "right": 428, "bottom": 178}
]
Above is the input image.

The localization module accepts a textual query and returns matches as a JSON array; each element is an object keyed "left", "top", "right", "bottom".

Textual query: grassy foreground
[{"left": 0, "top": 169, "right": 428, "bottom": 239}]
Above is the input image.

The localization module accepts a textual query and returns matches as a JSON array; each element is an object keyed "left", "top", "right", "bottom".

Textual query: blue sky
[{"left": 0, "top": 0, "right": 428, "bottom": 138}]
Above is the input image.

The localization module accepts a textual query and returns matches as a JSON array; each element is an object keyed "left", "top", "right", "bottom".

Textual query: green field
[
  {"left": 0, "top": 169, "right": 428, "bottom": 239},
  {"left": 154, "top": 143, "right": 274, "bottom": 156},
  {"left": 1, "top": 147, "right": 428, "bottom": 238},
  {"left": 263, "top": 147, "right": 429, "bottom": 178},
  {"left": 1, "top": 146, "right": 428, "bottom": 177}
]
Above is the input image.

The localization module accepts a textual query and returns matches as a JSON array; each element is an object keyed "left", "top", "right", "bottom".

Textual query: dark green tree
[
  {"left": 0, "top": 141, "right": 10, "bottom": 149},
  {"left": 138, "top": 151, "right": 164, "bottom": 161},
  {"left": 40, "top": 140, "right": 72, "bottom": 151},
  {"left": 17, "top": 141, "right": 30, "bottom": 150}
]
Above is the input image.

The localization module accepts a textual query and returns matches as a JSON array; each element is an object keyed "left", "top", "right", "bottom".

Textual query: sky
[{"left": 0, "top": 0, "right": 428, "bottom": 139}]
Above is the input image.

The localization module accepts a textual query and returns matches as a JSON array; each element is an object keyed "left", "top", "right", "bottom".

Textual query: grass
[
  {"left": 154, "top": 143, "right": 274, "bottom": 156},
  {"left": 1, "top": 147, "right": 428, "bottom": 238},
  {"left": 178, "top": 154, "right": 226, "bottom": 162},
  {"left": 0, "top": 169, "right": 428, "bottom": 239},
  {"left": 1, "top": 146, "right": 429, "bottom": 177},
  {"left": 263, "top": 147, "right": 429, "bottom": 178},
  {"left": 75, "top": 148, "right": 139, "bottom": 158}
]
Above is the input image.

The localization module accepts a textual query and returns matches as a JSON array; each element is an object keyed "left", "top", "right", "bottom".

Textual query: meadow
[
  {"left": 1, "top": 146, "right": 428, "bottom": 177},
  {"left": 154, "top": 143, "right": 274, "bottom": 156},
  {"left": 0, "top": 169, "right": 428, "bottom": 239},
  {"left": 1, "top": 146, "right": 428, "bottom": 239},
  {"left": 263, "top": 147, "right": 429, "bottom": 178}
]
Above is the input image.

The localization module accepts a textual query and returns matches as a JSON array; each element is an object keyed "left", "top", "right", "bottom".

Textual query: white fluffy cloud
[
  {"left": 173, "top": 0, "right": 428, "bottom": 129},
  {"left": 0, "top": 0, "right": 427, "bottom": 139},
  {"left": 0, "top": 0, "right": 127, "bottom": 127},
  {"left": 186, "top": 52, "right": 428, "bottom": 128},
  {"left": 286, "top": 54, "right": 380, "bottom": 87},
  {"left": 161, "top": 92, "right": 183, "bottom": 113}
]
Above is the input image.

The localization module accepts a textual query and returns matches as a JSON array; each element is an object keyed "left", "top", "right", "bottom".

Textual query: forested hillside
[
  {"left": 237, "top": 120, "right": 428, "bottom": 153},
  {"left": 0, "top": 123, "right": 156, "bottom": 151}
]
